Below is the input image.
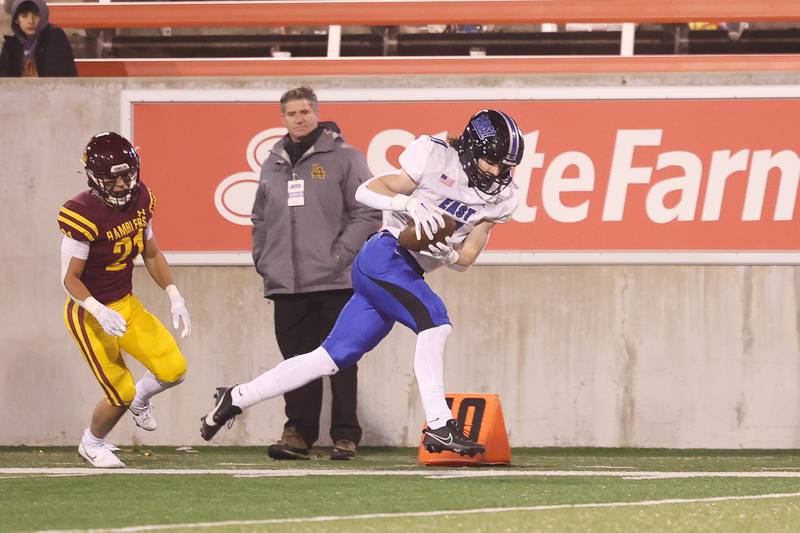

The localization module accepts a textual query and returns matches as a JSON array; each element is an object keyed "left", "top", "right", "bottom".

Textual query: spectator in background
[
  {"left": 0, "top": 0, "right": 76, "bottom": 77},
  {"left": 247, "top": 86, "right": 381, "bottom": 460}
]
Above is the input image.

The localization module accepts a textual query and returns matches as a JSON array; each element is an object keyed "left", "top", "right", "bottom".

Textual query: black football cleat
[
  {"left": 422, "top": 419, "right": 485, "bottom": 457},
  {"left": 200, "top": 386, "right": 242, "bottom": 441}
]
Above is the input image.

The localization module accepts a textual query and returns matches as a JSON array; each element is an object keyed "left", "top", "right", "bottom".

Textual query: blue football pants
[{"left": 322, "top": 232, "right": 451, "bottom": 369}]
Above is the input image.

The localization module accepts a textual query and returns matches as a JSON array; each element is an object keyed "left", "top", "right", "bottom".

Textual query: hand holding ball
[{"left": 397, "top": 213, "right": 458, "bottom": 252}]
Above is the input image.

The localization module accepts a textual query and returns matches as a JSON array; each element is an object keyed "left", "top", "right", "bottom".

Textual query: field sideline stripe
[
  {"left": 9, "top": 467, "right": 800, "bottom": 478},
  {"left": 35, "top": 492, "right": 800, "bottom": 533}
]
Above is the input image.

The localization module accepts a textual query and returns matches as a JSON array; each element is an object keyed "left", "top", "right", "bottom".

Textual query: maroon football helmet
[{"left": 82, "top": 131, "right": 141, "bottom": 208}]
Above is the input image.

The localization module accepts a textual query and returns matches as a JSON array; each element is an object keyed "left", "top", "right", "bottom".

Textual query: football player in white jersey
[{"left": 201, "top": 110, "right": 524, "bottom": 456}]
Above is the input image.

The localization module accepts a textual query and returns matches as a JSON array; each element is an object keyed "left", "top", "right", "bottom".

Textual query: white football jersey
[{"left": 382, "top": 135, "right": 520, "bottom": 272}]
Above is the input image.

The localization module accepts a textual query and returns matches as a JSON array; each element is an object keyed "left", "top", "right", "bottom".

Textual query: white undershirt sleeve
[
  {"left": 145, "top": 220, "right": 154, "bottom": 240},
  {"left": 61, "top": 235, "right": 89, "bottom": 260},
  {"left": 60, "top": 236, "right": 90, "bottom": 299}
]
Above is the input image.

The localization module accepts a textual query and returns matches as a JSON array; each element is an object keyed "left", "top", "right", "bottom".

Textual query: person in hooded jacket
[
  {"left": 247, "top": 86, "right": 381, "bottom": 460},
  {"left": 0, "top": 0, "right": 76, "bottom": 77}
]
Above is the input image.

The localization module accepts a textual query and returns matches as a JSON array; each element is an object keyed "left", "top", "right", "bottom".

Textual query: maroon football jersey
[{"left": 58, "top": 185, "right": 157, "bottom": 304}]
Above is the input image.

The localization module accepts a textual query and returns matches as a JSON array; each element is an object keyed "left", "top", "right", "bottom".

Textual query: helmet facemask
[
  {"left": 456, "top": 110, "right": 524, "bottom": 196},
  {"left": 87, "top": 164, "right": 140, "bottom": 209},
  {"left": 464, "top": 152, "right": 514, "bottom": 196}
]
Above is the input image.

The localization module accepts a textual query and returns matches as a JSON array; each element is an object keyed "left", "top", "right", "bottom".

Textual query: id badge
[{"left": 287, "top": 179, "right": 304, "bottom": 206}]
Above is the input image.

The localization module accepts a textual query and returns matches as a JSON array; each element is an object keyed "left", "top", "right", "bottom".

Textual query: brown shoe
[
  {"left": 330, "top": 439, "right": 357, "bottom": 461},
  {"left": 267, "top": 426, "right": 310, "bottom": 460},
  {"left": 267, "top": 441, "right": 310, "bottom": 460}
]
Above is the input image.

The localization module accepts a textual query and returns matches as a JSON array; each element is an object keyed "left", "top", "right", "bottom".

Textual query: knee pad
[
  {"left": 114, "top": 379, "right": 137, "bottom": 407},
  {"left": 158, "top": 373, "right": 185, "bottom": 387},
  {"left": 154, "top": 353, "right": 187, "bottom": 384}
]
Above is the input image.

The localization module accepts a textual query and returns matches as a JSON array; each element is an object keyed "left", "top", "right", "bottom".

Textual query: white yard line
[
  {"left": 35, "top": 492, "right": 800, "bottom": 533},
  {"left": 7, "top": 467, "right": 800, "bottom": 480}
]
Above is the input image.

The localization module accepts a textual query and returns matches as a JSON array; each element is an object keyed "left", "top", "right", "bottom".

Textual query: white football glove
[
  {"left": 392, "top": 195, "right": 445, "bottom": 240},
  {"left": 83, "top": 297, "right": 127, "bottom": 337},
  {"left": 166, "top": 285, "right": 191, "bottom": 339},
  {"left": 420, "top": 236, "right": 460, "bottom": 265}
]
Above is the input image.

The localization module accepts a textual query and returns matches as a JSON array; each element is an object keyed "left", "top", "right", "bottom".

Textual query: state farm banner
[{"left": 122, "top": 87, "right": 800, "bottom": 265}]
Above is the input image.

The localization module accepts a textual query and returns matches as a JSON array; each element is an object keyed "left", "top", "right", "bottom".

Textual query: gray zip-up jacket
[{"left": 251, "top": 123, "right": 381, "bottom": 297}]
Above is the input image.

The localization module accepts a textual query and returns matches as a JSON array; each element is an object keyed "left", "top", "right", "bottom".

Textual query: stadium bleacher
[{"left": 77, "top": 24, "right": 800, "bottom": 59}]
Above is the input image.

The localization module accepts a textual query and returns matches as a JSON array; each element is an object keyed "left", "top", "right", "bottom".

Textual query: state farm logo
[
  {"left": 215, "top": 126, "right": 800, "bottom": 227},
  {"left": 214, "top": 127, "right": 286, "bottom": 225}
]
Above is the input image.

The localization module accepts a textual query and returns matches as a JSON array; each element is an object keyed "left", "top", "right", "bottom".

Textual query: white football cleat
[
  {"left": 78, "top": 441, "right": 125, "bottom": 468},
  {"left": 130, "top": 402, "right": 157, "bottom": 431}
]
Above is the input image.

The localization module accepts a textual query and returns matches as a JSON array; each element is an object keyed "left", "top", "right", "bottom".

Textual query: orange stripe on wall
[{"left": 76, "top": 54, "right": 800, "bottom": 78}]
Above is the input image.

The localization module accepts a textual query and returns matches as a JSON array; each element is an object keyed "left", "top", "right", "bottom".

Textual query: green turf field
[{"left": 3, "top": 446, "right": 800, "bottom": 532}]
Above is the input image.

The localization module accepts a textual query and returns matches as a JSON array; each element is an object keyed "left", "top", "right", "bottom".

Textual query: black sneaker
[
  {"left": 422, "top": 419, "right": 485, "bottom": 457},
  {"left": 200, "top": 386, "right": 242, "bottom": 441}
]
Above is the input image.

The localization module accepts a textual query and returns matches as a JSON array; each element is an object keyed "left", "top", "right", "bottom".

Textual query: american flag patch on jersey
[{"left": 439, "top": 174, "right": 454, "bottom": 186}]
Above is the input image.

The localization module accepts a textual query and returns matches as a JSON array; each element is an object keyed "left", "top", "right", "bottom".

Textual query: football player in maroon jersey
[{"left": 59, "top": 131, "right": 190, "bottom": 468}]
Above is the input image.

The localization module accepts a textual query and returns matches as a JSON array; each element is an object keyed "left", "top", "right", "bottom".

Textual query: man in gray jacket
[{"left": 251, "top": 86, "right": 381, "bottom": 460}]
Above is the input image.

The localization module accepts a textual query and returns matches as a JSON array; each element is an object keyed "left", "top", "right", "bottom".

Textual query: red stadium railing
[
  {"left": 43, "top": 0, "right": 800, "bottom": 77},
  {"left": 48, "top": 0, "right": 800, "bottom": 29}
]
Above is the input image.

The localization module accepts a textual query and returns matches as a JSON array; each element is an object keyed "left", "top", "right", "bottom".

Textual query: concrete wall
[{"left": 2, "top": 72, "right": 800, "bottom": 448}]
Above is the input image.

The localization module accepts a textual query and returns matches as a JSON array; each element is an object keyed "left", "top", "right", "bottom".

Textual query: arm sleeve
[
  {"left": 61, "top": 235, "right": 90, "bottom": 260},
  {"left": 60, "top": 236, "right": 89, "bottom": 297},
  {"left": 354, "top": 174, "right": 397, "bottom": 211}
]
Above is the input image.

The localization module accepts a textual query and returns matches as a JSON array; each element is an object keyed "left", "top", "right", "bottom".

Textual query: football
[{"left": 397, "top": 214, "right": 458, "bottom": 252}]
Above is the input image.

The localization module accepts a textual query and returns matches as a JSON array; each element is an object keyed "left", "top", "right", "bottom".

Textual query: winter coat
[
  {"left": 251, "top": 122, "right": 382, "bottom": 297},
  {"left": 0, "top": 0, "right": 76, "bottom": 77}
]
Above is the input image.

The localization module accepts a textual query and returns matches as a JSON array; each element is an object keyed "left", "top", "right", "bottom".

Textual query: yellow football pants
[{"left": 64, "top": 294, "right": 187, "bottom": 407}]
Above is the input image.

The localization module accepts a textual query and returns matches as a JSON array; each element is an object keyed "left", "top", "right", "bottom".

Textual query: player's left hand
[
  {"left": 404, "top": 197, "right": 445, "bottom": 241},
  {"left": 420, "top": 236, "right": 460, "bottom": 265},
  {"left": 170, "top": 295, "right": 192, "bottom": 338}
]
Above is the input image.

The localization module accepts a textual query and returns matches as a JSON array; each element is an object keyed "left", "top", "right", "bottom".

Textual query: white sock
[
  {"left": 232, "top": 347, "right": 339, "bottom": 410},
  {"left": 131, "top": 371, "right": 183, "bottom": 412},
  {"left": 414, "top": 324, "right": 453, "bottom": 430},
  {"left": 82, "top": 428, "right": 104, "bottom": 447}
]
